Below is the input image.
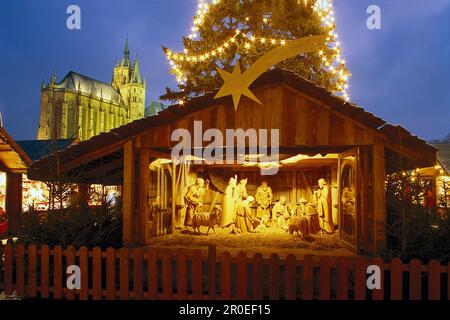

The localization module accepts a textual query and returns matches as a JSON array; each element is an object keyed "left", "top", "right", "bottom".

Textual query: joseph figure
[
  {"left": 255, "top": 180, "right": 273, "bottom": 220},
  {"left": 317, "top": 178, "right": 335, "bottom": 233},
  {"left": 184, "top": 178, "right": 208, "bottom": 227}
]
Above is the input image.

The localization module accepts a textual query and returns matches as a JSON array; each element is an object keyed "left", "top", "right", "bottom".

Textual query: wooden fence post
[
  {"left": 372, "top": 257, "right": 384, "bottom": 300},
  {"left": 285, "top": 254, "right": 297, "bottom": 300},
  {"left": 40, "top": 245, "right": 50, "bottom": 299},
  {"left": 354, "top": 257, "right": 368, "bottom": 300},
  {"left": 319, "top": 256, "right": 331, "bottom": 300},
  {"left": 336, "top": 257, "right": 349, "bottom": 300},
  {"left": 119, "top": 248, "right": 129, "bottom": 300},
  {"left": 53, "top": 246, "right": 63, "bottom": 299},
  {"left": 208, "top": 246, "right": 216, "bottom": 300},
  {"left": 15, "top": 244, "right": 24, "bottom": 296},
  {"left": 79, "top": 247, "right": 89, "bottom": 300},
  {"left": 269, "top": 253, "right": 280, "bottom": 300},
  {"left": 409, "top": 259, "right": 422, "bottom": 300},
  {"left": 177, "top": 249, "right": 187, "bottom": 300},
  {"left": 162, "top": 252, "right": 172, "bottom": 299},
  {"left": 106, "top": 247, "right": 116, "bottom": 300},
  {"left": 390, "top": 258, "right": 403, "bottom": 300},
  {"left": 65, "top": 246, "right": 76, "bottom": 300},
  {"left": 252, "top": 253, "right": 264, "bottom": 300},
  {"left": 302, "top": 255, "right": 313, "bottom": 300},
  {"left": 428, "top": 260, "right": 441, "bottom": 300},
  {"left": 448, "top": 263, "right": 450, "bottom": 301},
  {"left": 237, "top": 251, "right": 247, "bottom": 300},
  {"left": 147, "top": 250, "right": 157, "bottom": 299},
  {"left": 28, "top": 245, "right": 37, "bottom": 298},
  {"left": 92, "top": 247, "right": 102, "bottom": 300},
  {"left": 221, "top": 251, "right": 231, "bottom": 300},
  {"left": 133, "top": 249, "right": 144, "bottom": 300},
  {"left": 192, "top": 249, "right": 203, "bottom": 299},
  {"left": 4, "top": 244, "right": 13, "bottom": 295}
]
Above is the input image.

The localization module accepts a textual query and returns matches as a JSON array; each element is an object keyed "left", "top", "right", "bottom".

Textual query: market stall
[{"left": 28, "top": 69, "right": 437, "bottom": 255}]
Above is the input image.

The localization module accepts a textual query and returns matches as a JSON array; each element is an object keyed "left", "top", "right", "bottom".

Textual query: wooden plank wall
[{"left": 139, "top": 85, "right": 376, "bottom": 150}]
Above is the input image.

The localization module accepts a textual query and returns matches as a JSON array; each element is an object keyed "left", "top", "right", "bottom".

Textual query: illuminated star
[
  {"left": 215, "top": 35, "right": 326, "bottom": 111},
  {"left": 215, "top": 62, "right": 261, "bottom": 111}
]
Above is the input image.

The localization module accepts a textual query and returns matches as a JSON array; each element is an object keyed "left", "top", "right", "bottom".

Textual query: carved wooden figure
[{"left": 317, "top": 178, "right": 335, "bottom": 233}]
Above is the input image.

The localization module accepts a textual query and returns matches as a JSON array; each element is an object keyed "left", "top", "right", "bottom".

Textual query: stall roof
[
  {"left": 28, "top": 68, "right": 437, "bottom": 183},
  {"left": 0, "top": 126, "right": 32, "bottom": 173},
  {"left": 434, "top": 143, "right": 450, "bottom": 174},
  {"left": 16, "top": 139, "right": 76, "bottom": 162}
]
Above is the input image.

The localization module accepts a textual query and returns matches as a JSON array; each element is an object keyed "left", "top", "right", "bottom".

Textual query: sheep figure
[
  {"left": 288, "top": 216, "right": 310, "bottom": 239},
  {"left": 192, "top": 205, "right": 222, "bottom": 235}
]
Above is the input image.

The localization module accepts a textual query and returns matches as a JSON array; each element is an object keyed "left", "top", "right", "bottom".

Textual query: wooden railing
[{"left": 0, "top": 243, "right": 449, "bottom": 300}]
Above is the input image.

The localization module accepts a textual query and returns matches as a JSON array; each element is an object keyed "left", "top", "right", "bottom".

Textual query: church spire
[
  {"left": 131, "top": 54, "right": 143, "bottom": 84},
  {"left": 50, "top": 67, "right": 56, "bottom": 86},
  {"left": 122, "top": 37, "right": 130, "bottom": 67}
]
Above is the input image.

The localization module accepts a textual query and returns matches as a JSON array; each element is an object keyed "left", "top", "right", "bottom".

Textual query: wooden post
[
  {"left": 123, "top": 141, "right": 134, "bottom": 245},
  {"left": 5, "top": 172, "right": 22, "bottom": 235},
  {"left": 373, "top": 138, "right": 386, "bottom": 255},
  {"left": 139, "top": 149, "right": 150, "bottom": 244},
  {"left": 78, "top": 184, "right": 89, "bottom": 206},
  {"left": 156, "top": 167, "right": 161, "bottom": 236},
  {"left": 171, "top": 162, "right": 176, "bottom": 233}
]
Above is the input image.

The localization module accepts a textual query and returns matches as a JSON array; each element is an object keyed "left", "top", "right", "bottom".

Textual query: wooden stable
[{"left": 28, "top": 69, "right": 437, "bottom": 255}]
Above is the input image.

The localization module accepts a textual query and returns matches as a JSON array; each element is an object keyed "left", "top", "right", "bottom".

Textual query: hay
[{"left": 147, "top": 226, "right": 355, "bottom": 258}]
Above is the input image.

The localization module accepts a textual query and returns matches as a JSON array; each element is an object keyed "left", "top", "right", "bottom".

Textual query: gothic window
[
  {"left": 93, "top": 110, "right": 98, "bottom": 134},
  {"left": 67, "top": 107, "right": 76, "bottom": 138},
  {"left": 100, "top": 111, "right": 105, "bottom": 131}
]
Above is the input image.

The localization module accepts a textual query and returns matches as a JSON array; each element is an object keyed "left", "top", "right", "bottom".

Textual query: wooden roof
[
  {"left": 0, "top": 126, "right": 32, "bottom": 173},
  {"left": 27, "top": 68, "right": 437, "bottom": 183},
  {"left": 16, "top": 138, "right": 76, "bottom": 162},
  {"left": 434, "top": 143, "right": 450, "bottom": 174}
]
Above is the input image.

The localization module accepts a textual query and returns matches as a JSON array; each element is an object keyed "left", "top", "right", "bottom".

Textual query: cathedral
[{"left": 37, "top": 39, "right": 146, "bottom": 141}]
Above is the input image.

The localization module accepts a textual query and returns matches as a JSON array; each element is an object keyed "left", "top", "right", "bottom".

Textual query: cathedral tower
[
  {"left": 112, "top": 38, "right": 146, "bottom": 121},
  {"left": 37, "top": 39, "right": 146, "bottom": 141}
]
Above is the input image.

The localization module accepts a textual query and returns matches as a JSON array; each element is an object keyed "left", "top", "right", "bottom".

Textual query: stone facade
[{"left": 37, "top": 39, "right": 145, "bottom": 141}]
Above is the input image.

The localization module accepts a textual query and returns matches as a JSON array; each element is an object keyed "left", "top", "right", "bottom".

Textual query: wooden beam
[
  {"left": 139, "top": 149, "right": 150, "bottom": 244},
  {"left": 61, "top": 143, "right": 124, "bottom": 172},
  {"left": 373, "top": 138, "right": 386, "bottom": 255},
  {"left": 74, "top": 158, "right": 123, "bottom": 182},
  {"left": 171, "top": 162, "right": 176, "bottom": 233},
  {"left": 5, "top": 173, "right": 22, "bottom": 235},
  {"left": 300, "top": 172, "right": 313, "bottom": 197},
  {"left": 122, "top": 141, "right": 134, "bottom": 246}
]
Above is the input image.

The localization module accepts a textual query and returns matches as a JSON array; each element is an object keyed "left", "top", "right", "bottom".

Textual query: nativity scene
[{"left": 177, "top": 170, "right": 341, "bottom": 243}]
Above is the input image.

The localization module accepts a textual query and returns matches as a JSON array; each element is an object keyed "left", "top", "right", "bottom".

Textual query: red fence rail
[{"left": 0, "top": 243, "right": 449, "bottom": 300}]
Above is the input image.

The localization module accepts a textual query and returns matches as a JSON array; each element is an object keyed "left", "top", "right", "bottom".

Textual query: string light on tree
[{"left": 164, "top": 0, "right": 351, "bottom": 103}]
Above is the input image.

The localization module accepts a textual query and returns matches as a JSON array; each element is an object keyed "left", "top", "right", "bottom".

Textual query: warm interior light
[
  {"left": 149, "top": 158, "right": 173, "bottom": 170},
  {"left": 280, "top": 153, "right": 338, "bottom": 165}
]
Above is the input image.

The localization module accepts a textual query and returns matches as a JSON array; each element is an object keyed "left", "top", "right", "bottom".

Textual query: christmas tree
[{"left": 162, "top": 0, "right": 350, "bottom": 103}]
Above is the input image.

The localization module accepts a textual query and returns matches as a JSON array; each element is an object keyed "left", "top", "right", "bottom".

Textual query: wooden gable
[{"left": 140, "top": 83, "right": 376, "bottom": 150}]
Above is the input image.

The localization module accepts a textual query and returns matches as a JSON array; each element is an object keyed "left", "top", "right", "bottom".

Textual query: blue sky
[{"left": 0, "top": 0, "right": 449, "bottom": 141}]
